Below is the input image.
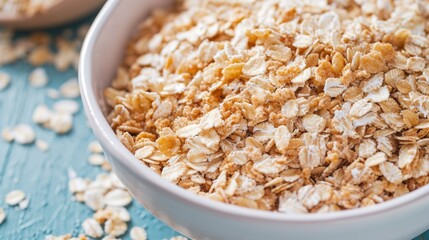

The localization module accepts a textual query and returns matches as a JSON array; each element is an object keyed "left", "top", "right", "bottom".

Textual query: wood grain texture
[
  {"left": 0, "top": 18, "right": 178, "bottom": 240},
  {"left": 0, "top": 14, "right": 428, "bottom": 240}
]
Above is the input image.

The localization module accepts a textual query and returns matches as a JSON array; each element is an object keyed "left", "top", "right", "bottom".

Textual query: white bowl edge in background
[{"left": 79, "top": 0, "right": 429, "bottom": 239}]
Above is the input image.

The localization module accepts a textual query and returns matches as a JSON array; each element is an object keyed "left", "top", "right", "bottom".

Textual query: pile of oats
[
  {"left": 0, "top": 27, "right": 85, "bottom": 69},
  {"left": 0, "top": 0, "right": 59, "bottom": 16},
  {"left": 105, "top": 0, "right": 429, "bottom": 213},
  {"left": 45, "top": 141, "right": 186, "bottom": 240},
  {"left": 1, "top": 27, "right": 86, "bottom": 146}
]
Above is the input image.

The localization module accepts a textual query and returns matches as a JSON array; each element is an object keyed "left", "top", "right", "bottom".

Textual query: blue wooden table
[
  {"left": 0, "top": 13, "right": 428, "bottom": 240},
  {"left": 0, "top": 16, "right": 180, "bottom": 240}
]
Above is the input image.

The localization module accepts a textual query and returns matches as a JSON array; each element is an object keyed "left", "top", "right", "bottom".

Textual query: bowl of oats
[{"left": 80, "top": 0, "right": 429, "bottom": 239}]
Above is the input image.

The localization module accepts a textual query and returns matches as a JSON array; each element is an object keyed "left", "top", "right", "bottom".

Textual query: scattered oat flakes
[
  {"left": 32, "top": 104, "right": 53, "bottom": 124},
  {"left": 0, "top": 208, "right": 6, "bottom": 225},
  {"left": 104, "top": 217, "right": 127, "bottom": 237},
  {"left": 28, "top": 67, "right": 48, "bottom": 87},
  {"left": 19, "top": 197, "right": 30, "bottom": 210},
  {"left": 324, "top": 78, "right": 347, "bottom": 97},
  {"left": 130, "top": 226, "right": 147, "bottom": 240},
  {"left": 365, "top": 152, "right": 387, "bottom": 167},
  {"left": 60, "top": 78, "right": 80, "bottom": 98},
  {"left": 36, "top": 139, "right": 50, "bottom": 152},
  {"left": 398, "top": 145, "right": 418, "bottom": 168},
  {"left": 53, "top": 100, "right": 80, "bottom": 115},
  {"left": 89, "top": 141, "right": 103, "bottom": 154},
  {"left": 1, "top": 127, "right": 14, "bottom": 142},
  {"left": 104, "top": 189, "right": 132, "bottom": 207},
  {"left": 0, "top": 72, "right": 11, "bottom": 91},
  {"left": 88, "top": 154, "right": 106, "bottom": 166},
  {"left": 380, "top": 162, "right": 403, "bottom": 185},
  {"left": 12, "top": 124, "right": 35, "bottom": 144},
  {"left": 48, "top": 112, "right": 73, "bottom": 134},
  {"left": 135, "top": 146, "right": 155, "bottom": 160},
  {"left": 28, "top": 46, "right": 54, "bottom": 66},
  {"left": 68, "top": 177, "right": 88, "bottom": 193},
  {"left": 84, "top": 188, "right": 106, "bottom": 211},
  {"left": 82, "top": 218, "right": 104, "bottom": 238},
  {"left": 47, "top": 88, "right": 61, "bottom": 99},
  {"left": 5, "top": 189, "right": 26, "bottom": 206}
]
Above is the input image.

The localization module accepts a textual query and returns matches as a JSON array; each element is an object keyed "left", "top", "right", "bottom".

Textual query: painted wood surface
[
  {"left": 0, "top": 12, "right": 428, "bottom": 240},
  {"left": 0, "top": 16, "right": 179, "bottom": 240}
]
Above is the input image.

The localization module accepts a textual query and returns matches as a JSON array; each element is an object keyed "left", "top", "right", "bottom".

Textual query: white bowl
[
  {"left": 0, "top": 0, "right": 105, "bottom": 29},
  {"left": 79, "top": 1, "right": 429, "bottom": 239}
]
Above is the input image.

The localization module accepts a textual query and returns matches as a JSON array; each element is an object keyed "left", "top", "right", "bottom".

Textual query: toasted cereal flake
[
  {"left": 161, "top": 161, "right": 187, "bottom": 183},
  {"left": 379, "top": 162, "right": 402, "bottom": 184},
  {"left": 253, "top": 155, "right": 284, "bottom": 175},
  {"left": 82, "top": 218, "right": 104, "bottom": 238},
  {"left": 176, "top": 124, "right": 201, "bottom": 138},
  {"left": 200, "top": 108, "right": 223, "bottom": 130},
  {"left": 363, "top": 73, "right": 384, "bottom": 93},
  {"left": 349, "top": 99, "right": 373, "bottom": 118},
  {"left": 48, "top": 112, "right": 73, "bottom": 134},
  {"left": 242, "top": 53, "right": 266, "bottom": 76},
  {"left": 130, "top": 226, "right": 147, "bottom": 240},
  {"left": 398, "top": 145, "right": 418, "bottom": 168},
  {"left": 104, "top": 218, "right": 127, "bottom": 237},
  {"left": 274, "top": 126, "right": 290, "bottom": 154},
  {"left": 291, "top": 68, "right": 312, "bottom": 84},
  {"left": 267, "top": 45, "right": 292, "bottom": 62},
  {"left": 365, "top": 152, "right": 387, "bottom": 167},
  {"left": 366, "top": 86, "right": 389, "bottom": 103},
  {"left": 36, "top": 139, "right": 49, "bottom": 152},
  {"left": 60, "top": 78, "right": 80, "bottom": 98},
  {"left": 278, "top": 192, "right": 308, "bottom": 214},
  {"left": 253, "top": 122, "right": 276, "bottom": 143},
  {"left": 293, "top": 35, "right": 313, "bottom": 48},
  {"left": 12, "top": 124, "right": 35, "bottom": 144},
  {"left": 407, "top": 57, "right": 426, "bottom": 72},
  {"left": 32, "top": 104, "right": 53, "bottom": 124},
  {"left": 415, "top": 120, "right": 429, "bottom": 129},
  {"left": 5, "top": 189, "right": 26, "bottom": 205},
  {"left": 324, "top": 78, "right": 347, "bottom": 97},
  {"left": 281, "top": 100, "right": 299, "bottom": 118},
  {"left": 104, "top": 189, "right": 132, "bottom": 207},
  {"left": 88, "top": 154, "right": 106, "bottom": 166},
  {"left": 88, "top": 141, "right": 103, "bottom": 154},
  {"left": 0, "top": 208, "right": 5, "bottom": 225},
  {"left": 359, "top": 139, "right": 377, "bottom": 158},
  {"left": 0, "top": 72, "right": 10, "bottom": 91},
  {"left": 302, "top": 114, "right": 326, "bottom": 133},
  {"left": 53, "top": 100, "right": 79, "bottom": 115},
  {"left": 28, "top": 67, "right": 48, "bottom": 87},
  {"left": 135, "top": 146, "right": 155, "bottom": 160}
]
